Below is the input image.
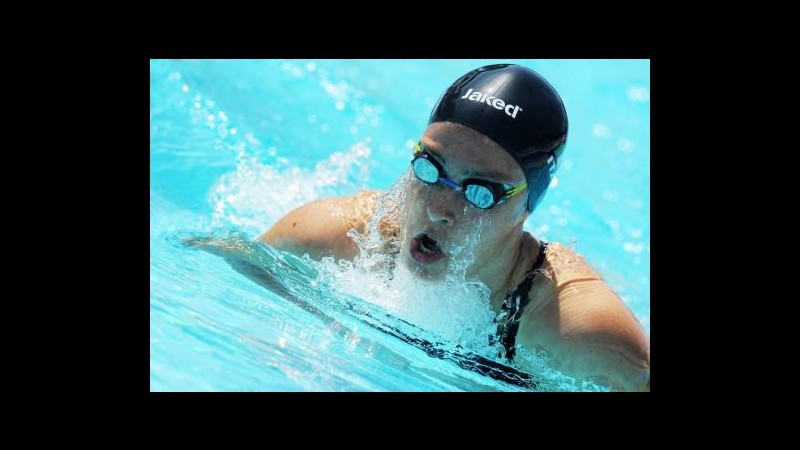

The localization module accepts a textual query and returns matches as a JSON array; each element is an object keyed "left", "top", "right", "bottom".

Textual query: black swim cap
[{"left": 428, "top": 64, "right": 568, "bottom": 212}]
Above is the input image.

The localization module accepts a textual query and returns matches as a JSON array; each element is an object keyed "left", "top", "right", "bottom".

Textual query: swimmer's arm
[
  {"left": 519, "top": 277, "right": 650, "bottom": 392},
  {"left": 180, "top": 233, "right": 295, "bottom": 299},
  {"left": 555, "top": 285, "right": 650, "bottom": 392},
  {"left": 258, "top": 190, "right": 383, "bottom": 261},
  {"left": 564, "top": 323, "right": 650, "bottom": 392}
]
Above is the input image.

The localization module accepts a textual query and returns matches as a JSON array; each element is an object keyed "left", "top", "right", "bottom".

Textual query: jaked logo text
[{"left": 460, "top": 88, "right": 522, "bottom": 118}]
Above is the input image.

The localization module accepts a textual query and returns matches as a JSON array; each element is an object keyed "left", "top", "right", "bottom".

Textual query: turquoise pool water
[{"left": 150, "top": 59, "right": 650, "bottom": 391}]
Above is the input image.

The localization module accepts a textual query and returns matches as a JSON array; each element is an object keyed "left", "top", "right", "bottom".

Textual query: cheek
[
  {"left": 410, "top": 182, "right": 442, "bottom": 206},
  {"left": 399, "top": 185, "right": 425, "bottom": 236},
  {"left": 461, "top": 209, "right": 518, "bottom": 244},
  {"left": 493, "top": 197, "right": 528, "bottom": 228},
  {"left": 407, "top": 182, "right": 424, "bottom": 203},
  {"left": 405, "top": 184, "right": 426, "bottom": 216},
  {"left": 460, "top": 204, "right": 484, "bottom": 220}
]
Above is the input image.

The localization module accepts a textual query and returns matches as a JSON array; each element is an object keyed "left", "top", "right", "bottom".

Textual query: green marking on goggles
[{"left": 411, "top": 142, "right": 528, "bottom": 209}]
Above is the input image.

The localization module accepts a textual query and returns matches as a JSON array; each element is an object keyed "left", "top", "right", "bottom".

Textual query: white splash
[
  {"left": 208, "top": 141, "right": 373, "bottom": 236},
  {"left": 314, "top": 176, "right": 498, "bottom": 348}
]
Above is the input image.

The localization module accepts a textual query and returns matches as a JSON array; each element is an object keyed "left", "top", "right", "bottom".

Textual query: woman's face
[{"left": 399, "top": 122, "right": 530, "bottom": 281}]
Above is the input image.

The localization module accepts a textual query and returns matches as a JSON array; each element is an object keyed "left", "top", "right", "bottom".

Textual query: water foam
[
  {"left": 209, "top": 141, "right": 373, "bottom": 235},
  {"left": 313, "top": 175, "right": 500, "bottom": 351}
]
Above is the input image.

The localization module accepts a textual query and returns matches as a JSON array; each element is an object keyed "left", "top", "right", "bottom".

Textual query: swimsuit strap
[{"left": 491, "top": 241, "right": 548, "bottom": 361}]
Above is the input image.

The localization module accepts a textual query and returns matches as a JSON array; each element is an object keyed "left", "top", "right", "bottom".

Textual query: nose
[{"left": 425, "top": 189, "right": 456, "bottom": 226}]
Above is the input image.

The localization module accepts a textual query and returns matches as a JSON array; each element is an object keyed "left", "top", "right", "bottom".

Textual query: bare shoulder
[
  {"left": 257, "top": 189, "right": 384, "bottom": 261},
  {"left": 518, "top": 242, "right": 650, "bottom": 391}
]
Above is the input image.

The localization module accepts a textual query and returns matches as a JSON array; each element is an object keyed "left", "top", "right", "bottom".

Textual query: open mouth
[{"left": 410, "top": 232, "right": 444, "bottom": 264}]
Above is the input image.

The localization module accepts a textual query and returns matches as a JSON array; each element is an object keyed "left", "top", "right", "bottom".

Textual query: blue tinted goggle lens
[
  {"left": 412, "top": 157, "right": 439, "bottom": 183},
  {"left": 464, "top": 184, "right": 495, "bottom": 209}
]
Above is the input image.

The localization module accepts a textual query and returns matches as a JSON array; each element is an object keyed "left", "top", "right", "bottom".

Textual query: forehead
[{"left": 420, "top": 122, "right": 524, "bottom": 182}]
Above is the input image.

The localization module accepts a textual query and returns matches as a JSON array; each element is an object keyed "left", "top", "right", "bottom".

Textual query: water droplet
[
  {"left": 617, "top": 138, "right": 634, "bottom": 152},
  {"left": 626, "top": 86, "right": 650, "bottom": 102},
  {"left": 623, "top": 242, "right": 644, "bottom": 254},
  {"left": 593, "top": 124, "right": 611, "bottom": 138},
  {"left": 602, "top": 191, "right": 619, "bottom": 202}
]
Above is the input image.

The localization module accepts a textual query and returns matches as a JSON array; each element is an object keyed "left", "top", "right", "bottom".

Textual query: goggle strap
[{"left": 504, "top": 181, "right": 527, "bottom": 197}]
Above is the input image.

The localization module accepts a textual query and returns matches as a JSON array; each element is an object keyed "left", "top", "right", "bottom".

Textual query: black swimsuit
[{"left": 491, "top": 241, "right": 548, "bottom": 361}]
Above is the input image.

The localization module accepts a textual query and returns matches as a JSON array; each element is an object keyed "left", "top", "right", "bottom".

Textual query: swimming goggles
[{"left": 411, "top": 143, "right": 527, "bottom": 209}]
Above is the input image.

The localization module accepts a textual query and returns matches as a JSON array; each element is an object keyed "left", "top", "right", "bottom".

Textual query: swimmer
[{"left": 190, "top": 64, "right": 650, "bottom": 391}]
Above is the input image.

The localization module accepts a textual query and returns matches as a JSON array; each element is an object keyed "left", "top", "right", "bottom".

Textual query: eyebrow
[{"left": 422, "top": 144, "right": 515, "bottom": 184}]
